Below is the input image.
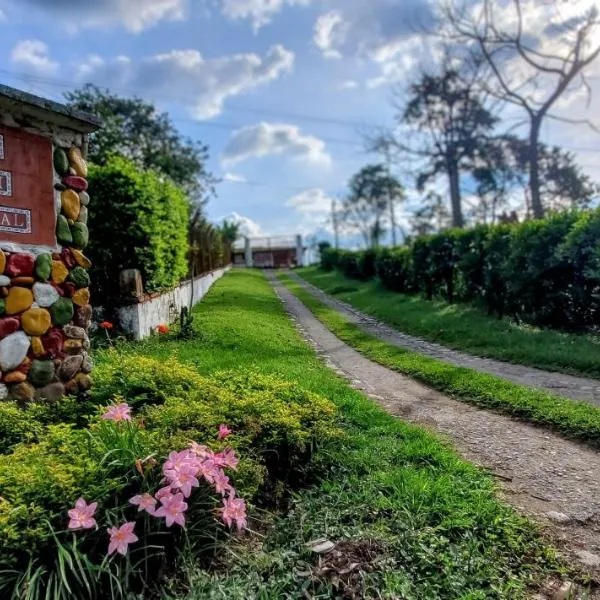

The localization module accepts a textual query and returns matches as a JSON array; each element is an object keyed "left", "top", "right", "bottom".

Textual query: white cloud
[
  {"left": 10, "top": 40, "right": 59, "bottom": 75},
  {"left": 338, "top": 80, "right": 358, "bottom": 90},
  {"left": 19, "top": 0, "right": 185, "bottom": 32},
  {"left": 222, "top": 122, "right": 332, "bottom": 166},
  {"left": 216, "top": 0, "right": 314, "bottom": 31},
  {"left": 0, "top": 9, "right": 6, "bottom": 22},
  {"left": 286, "top": 188, "right": 332, "bottom": 213},
  {"left": 313, "top": 11, "right": 347, "bottom": 59},
  {"left": 218, "top": 212, "right": 264, "bottom": 237},
  {"left": 77, "top": 45, "right": 294, "bottom": 119},
  {"left": 223, "top": 172, "right": 247, "bottom": 183}
]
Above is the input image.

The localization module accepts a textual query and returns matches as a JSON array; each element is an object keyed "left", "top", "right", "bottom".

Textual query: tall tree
[
  {"left": 342, "top": 164, "right": 405, "bottom": 248},
  {"left": 410, "top": 191, "right": 451, "bottom": 236},
  {"left": 442, "top": 0, "right": 600, "bottom": 218},
  {"left": 218, "top": 219, "right": 241, "bottom": 245},
  {"left": 65, "top": 84, "right": 216, "bottom": 206}
]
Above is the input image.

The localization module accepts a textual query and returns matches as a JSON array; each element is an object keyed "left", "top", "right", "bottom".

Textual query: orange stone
[
  {"left": 31, "top": 336, "right": 45, "bottom": 357},
  {"left": 61, "top": 189, "right": 81, "bottom": 221},
  {"left": 0, "top": 250, "right": 6, "bottom": 274},
  {"left": 21, "top": 308, "right": 52, "bottom": 336},
  {"left": 71, "top": 249, "right": 92, "bottom": 269},
  {"left": 11, "top": 277, "right": 35, "bottom": 287},
  {"left": 5, "top": 287, "right": 33, "bottom": 314},
  {"left": 52, "top": 261, "right": 69, "bottom": 284},
  {"left": 72, "top": 288, "right": 90, "bottom": 306},
  {"left": 4, "top": 370, "right": 26, "bottom": 383},
  {"left": 64, "top": 338, "right": 83, "bottom": 353},
  {"left": 64, "top": 378, "right": 79, "bottom": 395},
  {"left": 75, "top": 372, "right": 92, "bottom": 391},
  {"left": 68, "top": 147, "right": 88, "bottom": 178}
]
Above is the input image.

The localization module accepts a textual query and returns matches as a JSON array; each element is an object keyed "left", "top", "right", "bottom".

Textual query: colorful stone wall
[{"left": 0, "top": 143, "right": 92, "bottom": 403}]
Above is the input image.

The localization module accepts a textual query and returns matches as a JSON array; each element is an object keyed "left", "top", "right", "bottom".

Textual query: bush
[{"left": 87, "top": 156, "right": 190, "bottom": 304}]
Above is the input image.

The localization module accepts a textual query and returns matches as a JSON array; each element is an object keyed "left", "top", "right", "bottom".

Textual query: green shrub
[
  {"left": 320, "top": 247, "right": 342, "bottom": 271},
  {"left": 87, "top": 156, "right": 190, "bottom": 304}
]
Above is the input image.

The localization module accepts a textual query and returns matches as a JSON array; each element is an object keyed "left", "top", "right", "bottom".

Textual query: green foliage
[
  {"left": 325, "top": 208, "right": 600, "bottom": 329},
  {"left": 87, "top": 156, "right": 190, "bottom": 300}
]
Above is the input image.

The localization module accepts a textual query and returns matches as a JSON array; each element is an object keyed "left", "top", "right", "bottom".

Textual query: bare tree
[{"left": 441, "top": 0, "right": 600, "bottom": 218}]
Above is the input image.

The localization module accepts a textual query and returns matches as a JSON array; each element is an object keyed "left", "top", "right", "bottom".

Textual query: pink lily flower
[
  {"left": 165, "top": 464, "right": 200, "bottom": 498},
  {"left": 129, "top": 493, "right": 157, "bottom": 515},
  {"left": 213, "top": 470, "right": 233, "bottom": 496},
  {"left": 156, "top": 486, "right": 175, "bottom": 502},
  {"left": 108, "top": 522, "right": 138, "bottom": 556},
  {"left": 101, "top": 403, "right": 132, "bottom": 423},
  {"left": 218, "top": 424, "right": 232, "bottom": 440},
  {"left": 189, "top": 441, "right": 213, "bottom": 460},
  {"left": 213, "top": 447, "right": 239, "bottom": 471},
  {"left": 154, "top": 492, "right": 188, "bottom": 527},
  {"left": 67, "top": 497, "right": 97, "bottom": 530},
  {"left": 220, "top": 494, "right": 247, "bottom": 531}
]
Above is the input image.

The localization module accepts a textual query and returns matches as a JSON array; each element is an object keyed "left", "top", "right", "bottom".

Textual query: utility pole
[
  {"left": 331, "top": 199, "right": 340, "bottom": 249},
  {"left": 384, "top": 146, "right": 397, "bottom": 247}
]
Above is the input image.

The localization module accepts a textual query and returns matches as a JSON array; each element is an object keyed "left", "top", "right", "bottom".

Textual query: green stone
[
  {"left": 53, "top": 148, "right": 69, "bottom": 176},
  {"left": 56, "top": 215, "right": 73, "bottom": 245},
  {"left": 69, "top": 266, "right": 90, "bottom": 289},
  {"left": 50, "top": 297, "right": 74, "bottom": 326},
  {"left": 35, "top": 253, "right": 52, "bottom": 282},
  {"left": 0, "top": 299, "right": 5, "bottom": 316},
  {"left": 70, "top": 222, "right": 89, "bottom": 249},
  {"left": 28, "top": 359, "right": 55, "bottom": 387}
]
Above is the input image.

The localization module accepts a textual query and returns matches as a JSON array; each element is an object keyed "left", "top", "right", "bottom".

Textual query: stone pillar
[
  {"left": 0, "top": 86, "right": 100, "bottom": 403},
  {"left": 295, "top": 234, "right": 303, "bottom": 267},
  {"left": 244, "top": 237, "right": 253, "bottom": 268}
]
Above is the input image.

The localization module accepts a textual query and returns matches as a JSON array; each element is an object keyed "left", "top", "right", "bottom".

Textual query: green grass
[
  {"left": 278, "top": 272, "right": 600, "bottom": 449},
  {"left": 98, "top": 270, "right": 570, "bottom": 599},
  {"left": 298, "top": 266, "right": 600, "bottom": 379}
]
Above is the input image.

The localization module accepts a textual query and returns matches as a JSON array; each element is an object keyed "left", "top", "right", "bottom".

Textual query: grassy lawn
[
  {"left": 98, "top": 270, "right": 569, "bottom": 599},
  {"left": 298, "top": 266, "right": 600, "bottom": 379},
  {"left": 278, "top": 272, "right": 600, "bottom": 449}
]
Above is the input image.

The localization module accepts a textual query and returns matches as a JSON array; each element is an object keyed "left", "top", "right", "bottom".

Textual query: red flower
[
  {"left": 99, "top": 321, "right": 114, "bottom": 330},
  {"left": 157, "top": 324, "right": 170, "bottom": 334}
]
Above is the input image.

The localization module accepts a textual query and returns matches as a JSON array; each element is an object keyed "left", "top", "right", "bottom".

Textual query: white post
[
  {"left": 244, "top": 237, "right": 253, "bottom": 267},
  {"left": 295, "top": 234, "right": 303, "bottom": 267}
]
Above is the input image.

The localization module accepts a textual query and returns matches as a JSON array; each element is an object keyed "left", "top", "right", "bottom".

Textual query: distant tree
[
  {"left": 342, "top": 164, "right": 405, "bottom": 248},
  {"left": 218, "top": 219, "right": 241, "bottom": 245},
  {"left": 317, "top": 240, "right": 331, "bottom": 257},
  {"left": 65, "top": 84, "right": 216, "bottom": 206},
  {"left": 410, "top": 191, "right": 452, "bottom": 236}
]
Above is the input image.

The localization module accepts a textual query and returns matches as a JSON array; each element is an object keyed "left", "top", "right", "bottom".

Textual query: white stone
[
  {"left": 307, "top": 538, "right": 335, "bottom": 554},
  {"left": 79, "top": 191, "right": 90, "bottom": 206},
  {"left": 33, "top": 283, "right": 60, "bottom": 308},
  {"left": 78, "top": 205, "right": 88, "bottom": 224},
  {"left": 546, "top": 511, "right": 571, "bottom": 524},
  {"left": 0, "top": 331, "right": 30, "bottom": 371},
  {"left": 0, "top": 384, "right": 8, "bottom": 400},
  {"left": 0, "top": 275, "right": 10, "bottom": 286},
  {"left": 575, "top": 550, "right": 600, "bottom": 567}
]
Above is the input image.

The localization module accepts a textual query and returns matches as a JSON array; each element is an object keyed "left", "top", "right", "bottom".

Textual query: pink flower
[
  {"left": 218, "top": 424, "right": 232, "bottom": 440},
  {"left": 129, "top": 493, "right": 157, "bottom": 515},
  {"left": 165, "top": 464, "right": 200, "bottom": 498},
  {"left": 220, "top": 494, "right": 247, "bottom": 531},
  {"left": 198, "top": 458, "right": 219, "bottom": 484},
  {"left": 67, "top": 498, "right": 97, "bottom": 530},
  {"left": 189, "top": 441, "right": 213, "bottom": 460},
  {"left": 213, "top": 470, "right": 233, "bottom": 496},
  {"left": 213, "top": 448, "right": 239, "bottom": 471},
  {"left": 101, "top": 403, "right": 132, "bottom": 423},
  {"left": 154, "top": 492, "right": 188, "bottom": 527},
  {"left": 156, "top": 486, "right": 175, "bottom": 502},
  {"left": 108, "top": 522, "right": 138, "bottom": 556}
]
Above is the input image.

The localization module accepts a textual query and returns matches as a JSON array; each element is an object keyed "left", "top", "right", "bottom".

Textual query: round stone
[
  {"left": 53, "top": 147, "right": 70, "bottom": 176},
  {"left": 0, "top": 318, "right": 20, "bottom": 339},
  {"left": 72, "top": 288, "right": 90, "bottom": 306},
  {"left": 50, "top": 298, "right": 74, "bottom": 327},
  {"left": 58, "top": 354, "right": 83, "bottom": 381},
  {"left": 0, "top": 298, "right": 5, "bottom": 315},
  {"left": 31, "top": 336, "right": 45, "bottom": 357},
  {"left": 21, "top": 308, "right": 52, "bottom": 336},
  {"left": 0, "top": 276, "right": 10, "bottom": 286},
  {"left": 64, "top": 338, "right": 83, "bottom": 353},
  {"left": 42, "top": 328, "right": 63, "bottom": 358},
  {"left": 68, "top": 147, "right": 88, "bottom": 178},
  {"left": 62, "top": 282, "right": 76, "bottom": 297},
  {"left": 82, "top": 334, "right": 90, "bottom": 350},
  {"left": 69, "top": 267, "right": 90, "bottom": 289},
  {"left": 75, "top": 372, "right": 92, "bottom": 391},
  {"left": 56, "top": 215, "right": 73, "bottom": 245},
  {"left": 61, "top": 189, "right": 80, "bottom": 221},
  {"left": 78, "top": 205, "right": 88, "bottom": 225},
  {"left": 33, "top": 283, "right": 60, "bottom": 308},
  {"left": 71, "top": 249, "right": 91, "bottom": 269},
  {"left": 62, "top": 175, "right": 88, "bottom": 192},
  {"left": 0, "top": 331, "right": 30, "bottom": 370},
  {"left": 0, "top": 384, "right": 8, "bottom": 400},
  {"left": 10, "top": 382, "right": 35, "bottom": 403},
  {"left": 4, "top": 371, "right": 26, "bottom": 384},
  {"left": 35, "top": 254, "right": 52, "bottom": 282},
  {"left": 11, "top": 277, "right": 34, "bottom": 287},
  {"left": 6, "top": 253, "right": 34, "bottom": 277},
  {"left": 0, "top": 250, "right": 5, "bottom": 274},
  {"left": 74, "top": 304, "right": 92, "bottom": 328},
  {"left": 63, "top": 325, "right": 86, "bottom": 339},
  {"left": 79, "top": 191, "right": 90, "bottom": 206},
  {"left": 81, "top": 353, "right": 93, "bottom": 373},
  {"left": 70, "top": 223, "right": 89, "bottom": 249},
  {"left": 28, "top": 359, "right": 55, "bottom": 387},
  {"left": 35, "top": 382, "right": 65, "bottom": 403},
  {"left": 5, "top": 287, "right": 33, "bottom": 314},
  {"left": 61, "top": 248, "right": 76, "bottom": 268},
  {"left": 64, "top": 378, "right": 79, "bottom": 395},
  {"left": 52, "top": 261, "right": 69, "bottom": 284}
]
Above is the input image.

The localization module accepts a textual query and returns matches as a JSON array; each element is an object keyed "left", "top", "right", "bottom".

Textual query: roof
[{"left": 0, "top": 85, "right": 101, "bottom": 133}]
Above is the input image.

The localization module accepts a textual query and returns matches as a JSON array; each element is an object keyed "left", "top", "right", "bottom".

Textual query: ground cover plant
[{"left": 298, "top": 265, "right": 600, "bottom": 379}]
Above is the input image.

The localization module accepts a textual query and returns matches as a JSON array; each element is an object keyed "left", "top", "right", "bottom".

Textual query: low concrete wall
[{"left": 117, "top": 266, "right": 230, "bottom": 340}]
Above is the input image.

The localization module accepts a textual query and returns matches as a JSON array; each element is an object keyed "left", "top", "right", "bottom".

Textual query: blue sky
[{"left": 0, "top": 0, "right": 598, "bottom": 247}]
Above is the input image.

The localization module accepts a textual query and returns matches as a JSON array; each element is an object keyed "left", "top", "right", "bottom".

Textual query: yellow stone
[
  {"left": 72, "top": 288, "right": 90, "bottom": 306},
  {"left": 52, "top": 260, "right": 69, "bottom": 284},
  {"left": 61, "top": 189, "right": 80, "bottom": 220},
  {"left": 4, "top": 371, "right": 26, "bottom": 384},
  {"left": 75, "top": 372, "right": 92, "bottom": 391},
  {"left": 0, "top": 250, "right": 6, "bottom": 274},
  {"left": 21, "top": 308, "right": 52, "bottom": 336},
  {"left": 64, "top": 339, "right": 83, "bottom": 353},
  {"left": 71, "top": 249, "right": 92, "bottom": 269},
  {"left": 68, "top": 147, "right": 88, "bottom": 178},
  {"left": 5, "top": 287, "right": 33, "bottom": 314},
  {"left": 31, "top": 336, "right": 45, "bottom": 357}
]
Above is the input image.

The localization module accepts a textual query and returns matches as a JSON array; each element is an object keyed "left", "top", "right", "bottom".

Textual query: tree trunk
[
  {"left": 448, "top": 160, "right": 463, "bottom": 228},
  {"left": 529, "top": 119, "right": 544, "bottom": 219}
]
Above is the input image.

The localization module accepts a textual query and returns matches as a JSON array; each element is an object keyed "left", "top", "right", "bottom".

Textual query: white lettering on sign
[
  {"left": 0, "top": 171, "right": 11, "bottom": 196},
  {"left": 0, "top": 206, "right": 31, "bottom": 234},
  {"left": 0, "top": 135, "right": 4, "bottom": 160}
]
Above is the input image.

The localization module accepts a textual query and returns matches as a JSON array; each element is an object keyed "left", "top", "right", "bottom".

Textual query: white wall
[{"left": 117, "top": 267, "right": 230, "bottom": 340}]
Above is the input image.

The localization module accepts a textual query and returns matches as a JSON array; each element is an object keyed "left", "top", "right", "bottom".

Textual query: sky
[{"left": 0, "top": 0, "right": 599, "bottom": 248}]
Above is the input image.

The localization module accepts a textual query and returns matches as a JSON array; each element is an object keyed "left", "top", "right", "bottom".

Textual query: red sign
[{"left": 0, "top": 125, "right": 56, "bottom": 247}]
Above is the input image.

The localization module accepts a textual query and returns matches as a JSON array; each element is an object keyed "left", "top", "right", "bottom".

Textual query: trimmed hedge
[
  {"left": 87, "top": 156, "right": 190, "bottom": 303},
  {"left": 321, "top": 209, "right": 600, "bottom": 329}
]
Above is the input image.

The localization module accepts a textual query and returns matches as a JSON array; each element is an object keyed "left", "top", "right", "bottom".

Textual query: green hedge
[
  {"left": 321, "top": 209, "right": 600, "bottom": 329},
  {"left": 87, "top": 156, "right": 190, "bottom": 303}
]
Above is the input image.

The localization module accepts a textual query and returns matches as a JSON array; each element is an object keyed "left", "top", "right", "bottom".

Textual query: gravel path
[
  {"left": 267, "top": 271, "right": 600, "bottom": 583},
  {"left": 290, "top": 272, "right": 600, "bottom": 406}
]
